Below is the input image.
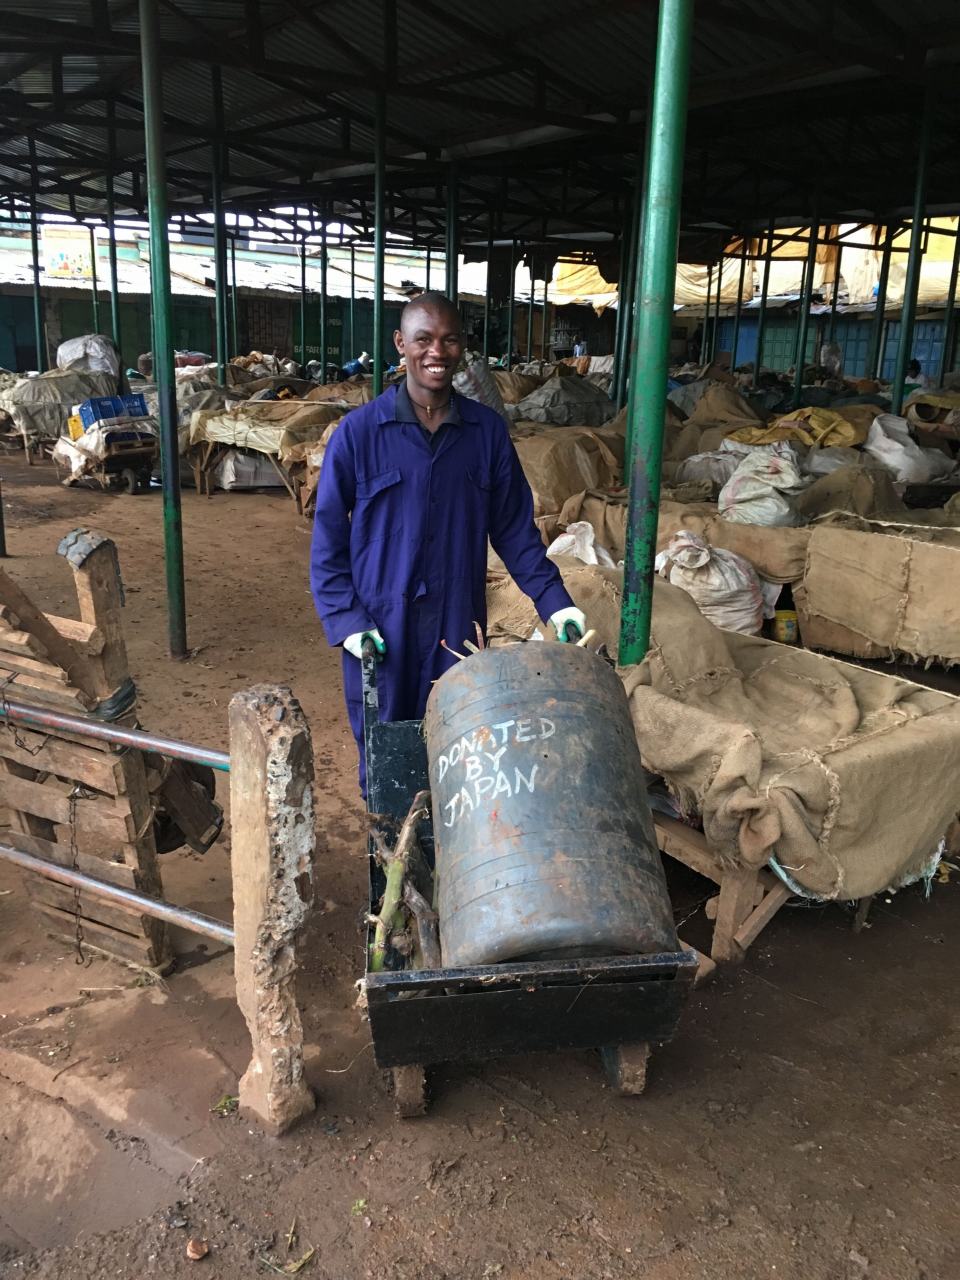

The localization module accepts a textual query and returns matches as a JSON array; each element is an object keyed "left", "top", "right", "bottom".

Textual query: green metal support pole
[
  {"left": 320, "top": 205, "right": 328, "bottom": 381},
  {"left": 425, "top": 244, "right": 431, "bottom": 291},
  {"left": 373, "top": 91, "right": 386, "bottom": 395},
  {"left": 712, "top": 254, "right": 724, "bottom": 361},
  {"left": 106, "top": 104, "right": 121, "bottom": 354},
  {"left": 868, "top": 225, "right": 893, "bottom": 380},
  {"left": 27, "top": 138, "right": 45, "bottom": 372},
  {"left": 937, "top": 226, "right": 960, "bottom": 386},
  {"left": 139, "top": 0, "right": 186, "bottom": 658},
  {"left": 445, "top": 163, "right": 459, "bottom": 303},
  {"left": 88, "top": 225, "right": 101, "bottom": 334},
  {"left": 483, "top": 225, "right": 493, "bottom": 358},
  {"left": 299, "top": 238, "right": 307, "bottom": 373},
  {"left": 793, "top": 221, "right": 819, "bottom": 405},
  {"left": 891, "top": 97, "right": 933, "bottom": 415},
  {"left": 752, "top": 215, "right": 775, "bottom": 388},
  {"left": 828, "top": 241, "right": 843, "bottom": 344},
  {"left": 611, "top": 194, "right": 632, "bottom": 405},
  {"left": 229, "top": 235, "right": 239, "bottom": 356},
  {"left": 542, "top": 259, "right": 549, "bottom": 360},
  {"left": 349, "top": 242, "right": 356, "bottom": 359},
  {"left": 730, "top": 236, "right": 748, "bottom": 368},
  {"left": 526, "top": 253, "right": 535, "bottom": 358},
  {"left": 619, "top": 0, "right": 693, "bottom": 665}
]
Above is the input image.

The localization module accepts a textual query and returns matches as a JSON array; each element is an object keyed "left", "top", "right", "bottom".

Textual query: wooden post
[{"left": 229, "top": 684, "right": 316, "bottom": 1135}]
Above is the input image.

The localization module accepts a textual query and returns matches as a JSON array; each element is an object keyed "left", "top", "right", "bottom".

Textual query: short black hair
[{"left": 401, "top": 291, "right": 460, "bottom": 326}]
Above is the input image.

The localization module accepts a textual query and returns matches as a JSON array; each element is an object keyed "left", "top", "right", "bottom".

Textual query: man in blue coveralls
[{"left": 310, "top": 292, "right": 586, "bottom": 792}]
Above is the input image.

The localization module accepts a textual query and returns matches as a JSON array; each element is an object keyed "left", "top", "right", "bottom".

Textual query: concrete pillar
[{"left": 229, "top": 685, "right": 316, "bottom": 1135}]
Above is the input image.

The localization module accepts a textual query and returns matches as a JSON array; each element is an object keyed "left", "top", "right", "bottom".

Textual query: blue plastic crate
[{"left": 79, "top": 394, "right": 148, "bottom": 428}]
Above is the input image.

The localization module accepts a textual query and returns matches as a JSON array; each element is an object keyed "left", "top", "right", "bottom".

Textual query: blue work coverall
[{"left": 310, "top": 383, "right": 573, "bottom": 790}]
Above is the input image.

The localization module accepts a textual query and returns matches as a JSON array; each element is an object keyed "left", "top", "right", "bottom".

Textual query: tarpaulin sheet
[
  {"left": 0, "top": 368, "right": 116, "bottom": 443},
  {"left": 189, "top": 400, "right": 345, "bottom": 456}
]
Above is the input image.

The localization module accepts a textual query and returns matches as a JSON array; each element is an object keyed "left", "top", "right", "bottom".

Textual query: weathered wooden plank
[
  {"left": 733, "top": 882, "right": 792, "bottom": 951},
  {"left": 1, "top": 775, "right": 134, "bottom": 840},
  {"left": 66, "top": 535, "right": 131, "bottom": 697},
  {"left": 35, "top": 902, "right": 164, "bottom": 968},
  {"left": 0, "top": 731, "right": 124, "bottom": 794},
  {"left": 0, "top": 570, "right": 100, "bottom": 697},
  {"left": 0, "top": 629, "right": 50, "bottom": 660},
  {"left": 0, "top": 828, "right": 136, "bottom": 887},
  {"left": 0, "top": 652, "right": 69, "bottom": 685},
  {"left": 26, "top": 876, "right": 151, "bottom": 938},
  {"left": 46, "top": 615, "right": 105, "bottom": 655}
]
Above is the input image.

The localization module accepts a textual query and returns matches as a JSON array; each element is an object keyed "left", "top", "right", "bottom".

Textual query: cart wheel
[
  {"left": 391, "top": 1064, "right": 428, "bottom": 1118},
  {"left": 601, "top": 1042, "right": 651, "bottom": 1096},
  {"left": 120, "top": 466, "right": 139, "bottom": 495}
]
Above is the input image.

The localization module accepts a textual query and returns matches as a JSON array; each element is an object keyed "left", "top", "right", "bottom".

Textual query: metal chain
[
  {"left": 0, "top": 672, "right": 50, "bottom": 756},
  {"left": 67, "top": 784, "right": 96, "bottom": 967}
]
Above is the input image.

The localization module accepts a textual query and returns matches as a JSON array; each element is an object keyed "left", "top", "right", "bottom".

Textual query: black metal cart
[{"left": 358, "top": 648, "right": 697, "bottom": 1117}]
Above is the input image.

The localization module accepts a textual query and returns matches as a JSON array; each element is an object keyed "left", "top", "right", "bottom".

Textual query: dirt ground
[{"left": 0, "top": 457, "right": 958, "bottom": 1280}]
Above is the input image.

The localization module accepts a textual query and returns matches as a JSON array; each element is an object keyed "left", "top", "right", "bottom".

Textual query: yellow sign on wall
[{"left": 42, "top": 225, "right": 92, "bottom": 279}]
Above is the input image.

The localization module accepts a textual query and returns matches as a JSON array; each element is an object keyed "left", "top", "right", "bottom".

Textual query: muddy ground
[{"left": 0, "top": 457, "right": 957, "bottom": 1280}]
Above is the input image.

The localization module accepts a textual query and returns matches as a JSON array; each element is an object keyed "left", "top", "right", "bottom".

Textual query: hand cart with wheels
[{"left": 358, "top": 645, "right": 697, "bottom": 1117}]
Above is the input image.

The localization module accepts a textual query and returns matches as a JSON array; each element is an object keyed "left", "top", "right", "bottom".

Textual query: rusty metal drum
[{"left": 423, "top": 643, "right": 677, "bottom": 968}]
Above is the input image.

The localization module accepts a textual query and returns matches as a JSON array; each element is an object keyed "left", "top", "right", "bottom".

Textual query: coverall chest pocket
[{"left": 353, "top": 468, "right": 403, "bottom": 546}]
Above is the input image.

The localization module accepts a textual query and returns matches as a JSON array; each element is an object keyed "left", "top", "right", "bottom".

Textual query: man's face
[{"left": 394, "top": 305, "right": 463, "bottom": 396}]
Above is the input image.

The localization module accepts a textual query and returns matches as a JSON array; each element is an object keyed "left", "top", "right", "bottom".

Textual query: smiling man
[{"left": 310, "top": 291, "right": 586, "bottom": 792}]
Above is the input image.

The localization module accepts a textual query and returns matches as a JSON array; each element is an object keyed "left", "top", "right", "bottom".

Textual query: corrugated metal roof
[{"left": 0, "top": 0, "right": 959, "bottom": 253}]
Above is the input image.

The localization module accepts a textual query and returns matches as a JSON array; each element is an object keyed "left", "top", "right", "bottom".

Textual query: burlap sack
[
  {"left": 486, "top": 556, "right": 624, "bottom": 656},
  {"left": 793, "top": 464, "right": 907, "bottom": 522},
  {"left": 512, "top": 428, "right": 622, "bottom": 516},
  {"left": 189, "top": 400, "right": 344, "bottom": 454},
  {"left": 797, "top": 520, "right": 960, "bottom": 664},
  {"left": 493, "top": 371, "right": 542, "bottom": 403},
  {"left": 305, "top": 378, "right": 373, "bottom": 406},
  {"left": 622, "top": 577, "right": 960, "bottom": 899},
  {"left": 656, "top": 500, "right": 809, "bottom": 582},
  {"left": 682, "top": 384, "right": 761, "bottom": 431},
  {"left": 559, "top": 491, "right": 629, "bottom": 558}
]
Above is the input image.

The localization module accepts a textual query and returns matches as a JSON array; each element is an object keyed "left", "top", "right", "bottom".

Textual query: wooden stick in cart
[{"left": 575, "top": 629, "right": 596, "bottom": 648}]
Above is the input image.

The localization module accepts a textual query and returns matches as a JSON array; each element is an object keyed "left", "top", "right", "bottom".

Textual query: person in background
[
  {"left": 310, "top": 291, "right": 587, "bottom": 793},
  {"left": 907, "top": 358, "right": 933, "bottom": 390},
  {"left": 572, "top": 335, "right": 588, "bottom": 358}
]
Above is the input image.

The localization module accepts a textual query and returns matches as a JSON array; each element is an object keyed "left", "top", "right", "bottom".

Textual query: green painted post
[
  {"left": 712, "top": 254, "right": 724, "bottom": 361},
  {"left": 793, "top": 222, "right": 819, "bottom": 405},
  {"left": 828, "top": 241, "right": 843, "bottom": 344},
  {"left": 611, "top": 196, "right": 631, "bottom": 405},
  {"left": 937, "top": 226, "right": 960, "bottom": 385},
  {"left": 730, "top": 236, "right": 748, "bottom": 368},
  {"left": 868, "top": 225, "right": 893, "bottom": 379},
  {"left": 139, "top": 0, "right": 186, "bottom": 658},
  {"left": 27, "top": 140, "right": 45, "bottom": 372},
  {"left": 106, "top": 104, "right": 122, "bottom": 354},
  {"left": 445, "top": 163, "right": 459, "bottom": 303},
  {"left": 88, "top": 225, "right": 101, "bottom": 334},
  {"left": 891, "top": 97, "right": 932, "bottom": 414},
  {"left": 425, "top": 244, "right": 431, "bottom": 291},
  {"left": 752, "top": 216, "right": 775, "bottom": 388},
  {"left": 483, "top": 225, "right": 493, "bottom": 358},
  {"left": 229, "top": 235, "right": 239, "bottom": 356},
  {"left": 506, "top": 238, "right": 516, "bottom": 365},
  {"left": 320, "top": 206, "right": 328, "bottom": 380},
  {"left": 619, "top": 0, "right": 693, "bottom": 665},
  {"left": 349, "top": 241, "right": 356, "bottom": 359},
  {"left": 526, "top": 254, "right": 535, "bottom": 358},
  {"left": 373, "top": 91, "right": 386, "bottom": 395},
  {"left": 542, "top": 259, "right": 550, "bottom": 359}
]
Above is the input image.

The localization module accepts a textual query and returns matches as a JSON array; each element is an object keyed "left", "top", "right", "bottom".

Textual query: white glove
[
  {"left": 549, "top": 607, "right": 586, "bottom": 643},
  {"left": 343, "top": 629, "right": 386, "bottom": 659}
]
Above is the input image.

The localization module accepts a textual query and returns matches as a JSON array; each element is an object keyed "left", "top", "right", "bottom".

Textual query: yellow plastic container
[
  {"left": 772, "top": 609, "right": 799, "bottom": 645},
  {"left": 67, "top": 415, "right": 83, "bottom": 440}
]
